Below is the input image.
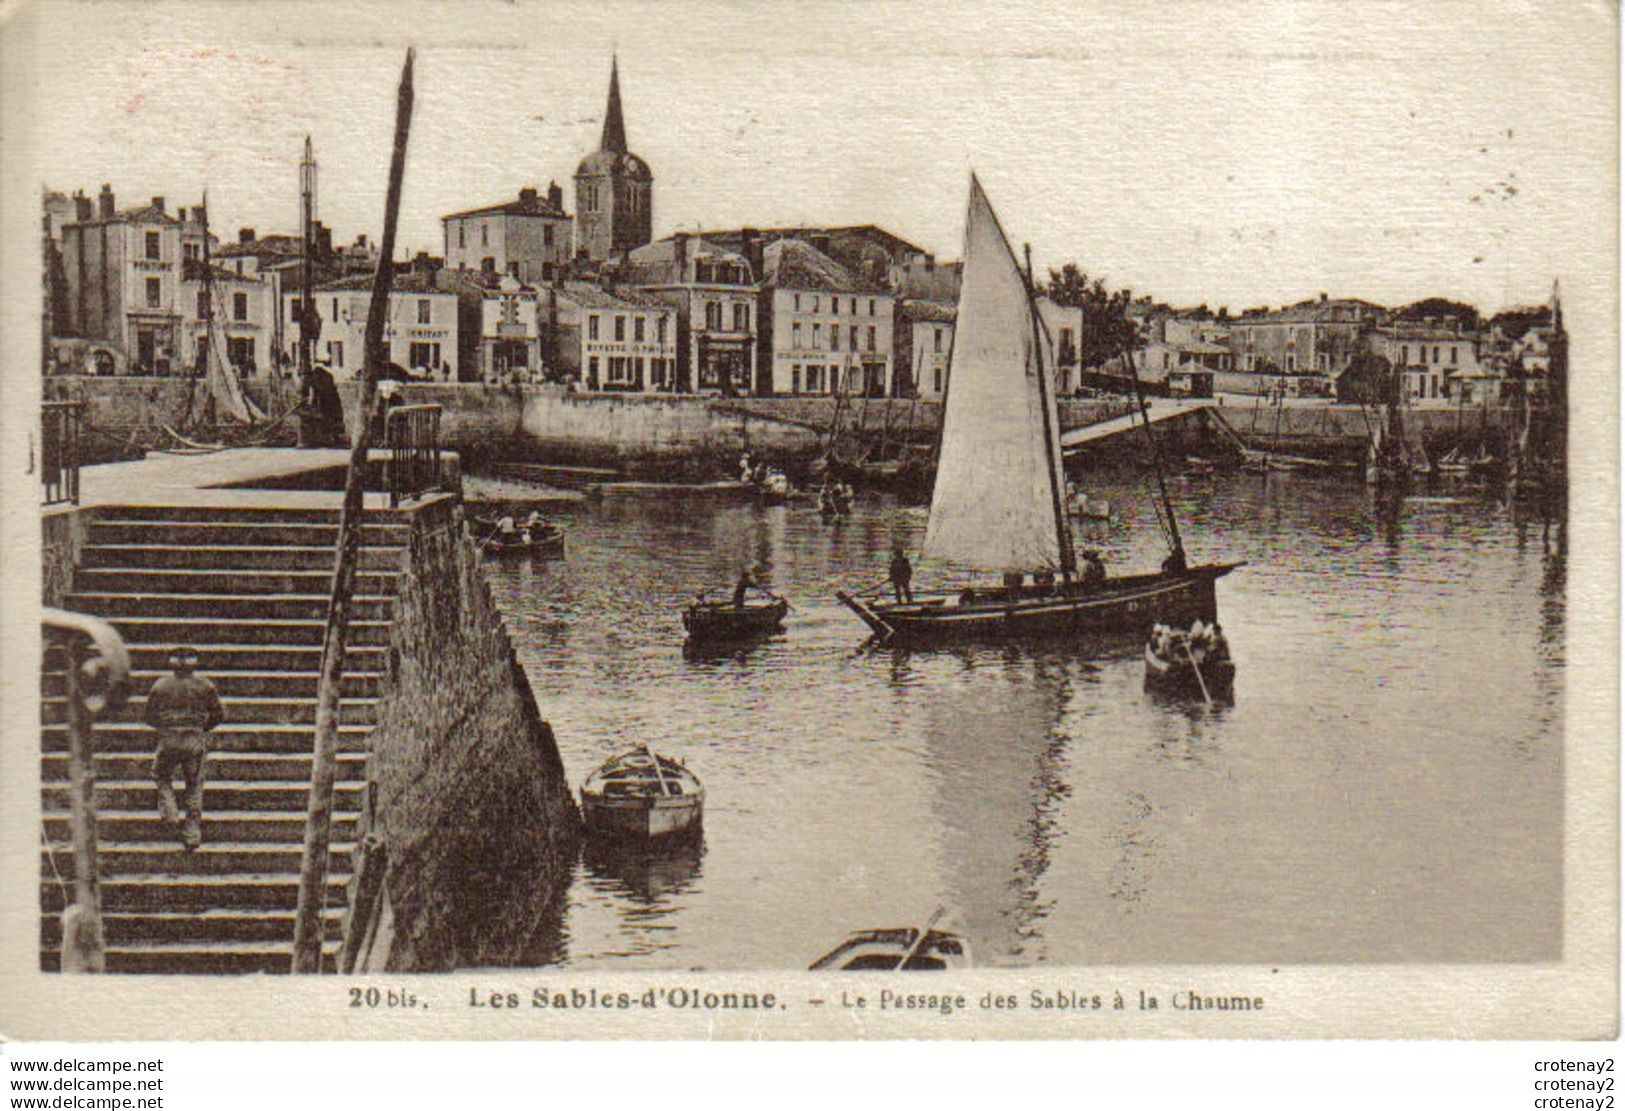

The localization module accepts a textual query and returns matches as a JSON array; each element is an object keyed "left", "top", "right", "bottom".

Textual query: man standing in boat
[
  {"left": 888, "top": 544, "right": 914, "bottom": 603},
  {"left": 732, "top": 570, "right": 757, "bottom": 607}
]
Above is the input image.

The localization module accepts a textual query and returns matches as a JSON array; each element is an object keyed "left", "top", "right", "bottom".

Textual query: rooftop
[
  {"left": 443, "top": 190, "right": 569, "bottom": 222},
  {"left": 900, "top": 298, "right": 956, "bottom": 323},
  {"left": 762, "top": 238, "right": 887, "bottom": 295},
  {"left": 554, "top": 281, "right": 672, "bottom": 312}
]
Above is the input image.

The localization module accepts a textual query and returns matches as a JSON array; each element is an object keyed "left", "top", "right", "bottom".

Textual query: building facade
[
  {"left": 574, "top": 57, "right": 653, "bottom": 262},
  {"left": 180, "top": 260, "right": 276, "bottom": 377},
  {"left": 1227, "top": 295, "right": 1384, "bottom": 388},
  {"left": 443, "top": 185, "right": 572, "bottom": 282},
  {"left": 758, "top": 238, "right": 893, "bottom": 397},
  {"left": 58, "top": 189, "right": 219, "bottom": 374},
  {"left": 623, "top": 234, "right": 757, "bottom": 394},
  {"left": 289, "top": 273, "right": 462, "bottom": 380},
  {"left": 543, "top": 281, "right": 678, "bottom": 390},
  {"left": 897, "top": 300, "right": 955, "bottom": 400},
  {"left": 1371, "top": 321, "right": 1484, "bottom": 404}
]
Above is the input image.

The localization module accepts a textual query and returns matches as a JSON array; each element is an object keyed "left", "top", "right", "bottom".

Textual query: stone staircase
[{"left": 41, "top": 503, "right": 410, "bottom": 973}]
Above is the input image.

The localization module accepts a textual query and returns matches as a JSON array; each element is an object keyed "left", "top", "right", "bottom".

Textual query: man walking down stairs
[{"left": 42, "top": 502, "right": 407, "bottom": 974}]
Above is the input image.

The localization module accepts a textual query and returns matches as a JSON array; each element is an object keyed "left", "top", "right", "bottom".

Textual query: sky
[{"left": 5, "top": 0, "right": 1617, "bottom": 315}]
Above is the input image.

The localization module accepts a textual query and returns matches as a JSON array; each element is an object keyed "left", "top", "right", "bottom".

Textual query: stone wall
[
  {"left": 42, "top": 506, "right": 91, "bottom": 607},
  {"left": 358, "top": 493, "right": 578, "bottom": 970}
]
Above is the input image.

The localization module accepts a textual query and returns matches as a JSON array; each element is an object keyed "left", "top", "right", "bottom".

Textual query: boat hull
[
  {"left": 838, "top": 564, "right": 1239, "bottom": 646},
  {"left": 682, "top": 598, "right": 789, "bottom": 641},
  {"left": 1144, "top": 644, "right": 1236, "bottom": 699},
  {"left": 581, "top": 793, "right": 704, "bottom": 842}
]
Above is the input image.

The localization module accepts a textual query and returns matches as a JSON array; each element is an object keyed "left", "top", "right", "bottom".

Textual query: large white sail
[
  {"left": 921, "top": 175, "right": 1068, "bottom": 573},
  {"left": 203, "top": 337, "right": 266, "bottom": 424}
]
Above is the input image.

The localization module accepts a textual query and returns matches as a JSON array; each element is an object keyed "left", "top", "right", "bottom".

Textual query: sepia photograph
[{"left": 1, "top": 0, "right": 1615, "bottom": 1052}]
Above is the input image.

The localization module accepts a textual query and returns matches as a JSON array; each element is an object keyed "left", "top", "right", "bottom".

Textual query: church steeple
[{"left": 601, "top": 55, "right": 627, "bottom": 154}]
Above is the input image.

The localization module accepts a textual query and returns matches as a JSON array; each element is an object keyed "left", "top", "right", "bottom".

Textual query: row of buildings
[{"left": 42, "top": 57, "right": 1559, "bottom": 407}]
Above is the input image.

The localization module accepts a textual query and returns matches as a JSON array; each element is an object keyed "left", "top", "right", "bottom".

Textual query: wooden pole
[
  {"left": 1122, "top": 345, "right": 1185, "bottom": 561},
  {"left": 292, "top": 47, "right": 414, "bottom": 973},
  {"left": 64, "top": 657, "right": 105, "bottom": 972}
]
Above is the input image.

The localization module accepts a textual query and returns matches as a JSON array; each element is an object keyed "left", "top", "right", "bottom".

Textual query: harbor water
[{"left": 482, "top": 470, "right": 1564, "bottom": 969}]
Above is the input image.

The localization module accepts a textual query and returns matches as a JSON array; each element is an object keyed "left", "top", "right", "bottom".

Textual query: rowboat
[
  {"left": 579, "top": 747, "right": 704, "bottom": 843},
  {"left": 810, "top": 910, "right": 971, "bottom": 971},
  {"left": 682, "top": 595, "right": 789, "bottom": 642},
  {"left": 1144, "top": 619, "right": 1235, "bottom": 701},
  {"left": 836, "top": 176, "right": 1239, "bottom": 647},
  {"left": 477, "top": 517, "right": 566, "bottom": 559}
]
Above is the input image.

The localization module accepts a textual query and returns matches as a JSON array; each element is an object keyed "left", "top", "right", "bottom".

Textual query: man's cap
[{"left": 168, "top": 646, "right": 200, "bottom": 663}]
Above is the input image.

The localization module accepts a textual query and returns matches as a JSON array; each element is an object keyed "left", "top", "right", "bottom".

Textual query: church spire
[{"left": 601, "top": 55, "right": 627, "bottom": 154}]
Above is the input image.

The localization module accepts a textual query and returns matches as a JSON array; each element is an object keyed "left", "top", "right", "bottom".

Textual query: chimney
[
  {"left": 151, "top": 196, "right": 164, "bottom": 214},
  {"left": 313, "top": 220, "right": 333, "bottom": 261},
  {"left": 809, "top": 231, "right": 832, "bottom": 256},
  {"left": 740, "top": 227, "right": 763, "bottom": 280},
  {"left": 74, "top": 192, "right": 92, "bottom": 222},
  {"left": 519, "top": 186, "right": 539, "bottom": 206},
  {"left": 1319, "top": 291, "right": 1328, "bottom": 303},
  {"left": 239, "top": 227, "right": 255, "bottom": 244},
  {"left": 98, "top": 184, "right": 114, "bottom": 218},
  {"left": 673, "top": 232, "right": 690, "bottom": 277},
  {"left": 547, "top": 181, "right": 563, "bottom": 211}
]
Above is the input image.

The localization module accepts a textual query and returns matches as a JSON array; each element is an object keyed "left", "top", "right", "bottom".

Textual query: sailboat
[{"left": 835, "top": 177, "right": 1240, "bottom": 646}]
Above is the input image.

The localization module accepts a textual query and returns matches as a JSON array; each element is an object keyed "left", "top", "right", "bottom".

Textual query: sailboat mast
[
  {"left": 1123, "top": 345, "right": 1184, "bottom": 559},
  {"left": 1023, "top": 244, "right": 1075, "bottom": 579},
  {"left": 299, "top": 136, "right": 316, "bottom": 380}
]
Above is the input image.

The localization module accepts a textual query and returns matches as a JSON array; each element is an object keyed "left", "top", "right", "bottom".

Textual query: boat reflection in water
[{"left": 582, "top": 836, "right": 706, "bottom": 906}]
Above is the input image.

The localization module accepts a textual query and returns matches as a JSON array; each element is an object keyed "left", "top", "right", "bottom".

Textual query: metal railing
[
  {"left": 41, "top": 401, "right": 84, "bottom": 506},
  {"left": 384, "top": 403, "right": 442, "bottom": 507},
  {"left": 42, "top": 608, "right": 131, "bottom": 973}
]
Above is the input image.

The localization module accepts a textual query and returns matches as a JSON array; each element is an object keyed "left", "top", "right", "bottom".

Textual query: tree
[
  {"left": 1045, "top": 263, "right": 1138, "bottom": 371},
  {"left": 1395, "top": 297, "right": 1480, "bottom": 330}
]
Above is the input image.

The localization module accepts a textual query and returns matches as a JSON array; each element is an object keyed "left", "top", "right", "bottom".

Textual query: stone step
[
  {"left": 86, "top": 616, "right": 394, "bottom": 648},
  {"left": 42, "top": 723, "right": 373, "bottom": 755},
  {"left": 42, "top": 840, "right": 355, "bottom": 877},
  {"left": 117, "top": 643, "right": 388, "bottom": 672},
  {"left": 41, "top": 751, "right": 370, "bottom": 783},
  {"left": 82, "top": 545, "right": 404, "bottom": 572},
  {"left": 73, "top": 568, "right": 401, "bottom": 597},
  {"left": 40, "top": 908, "right": 345, "bottom": 946},
  {"left": 90, "top": 520, "right": 410, "bottom": 548},
  {"left": 41, "top": 810, "right": 360, "bottom": 846},
  {"left": 42, "top": 696, "right": 377, "bottom": 727},
  {"left": 38, "top": 941, "right": 339, "bottom": 975},
  {"left": 44, "top": 669, "right": 383, "bottom": 700},
  {"left": 43, "top": 781, "right": 366, "bottom": 813},
  {"left": 100, "top": 504, "right": 410, "bottom": 525},
  {"left": 40, "top": 872, "right": 351, "bottom": 913},
  {"left": 64, "top": 593, "right": 395, "bottom": 622}
]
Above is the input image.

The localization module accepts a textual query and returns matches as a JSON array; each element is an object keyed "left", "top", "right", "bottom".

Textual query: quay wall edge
[{"left": 354, "top": 492, "right": 578, "bottom": 971}]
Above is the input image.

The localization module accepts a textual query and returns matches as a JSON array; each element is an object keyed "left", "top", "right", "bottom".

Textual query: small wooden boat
[
  {"left": 682, "top": 593, "right": 789, "bottom": 642},
  {"left": 1067, "top": 486, "right": 1112, "bottom": 520},
  {"left": 1144, "top": 619, "right": 1235, "bottom": 701},
  {"left": 810, "top": 910, "right": 971, "bottom": 971},
  {"left": 580, "top": 746, "right": 703, "bottom": 843},
  {"left": 477, "top": 517, "right": 566, "bottom": 559}
]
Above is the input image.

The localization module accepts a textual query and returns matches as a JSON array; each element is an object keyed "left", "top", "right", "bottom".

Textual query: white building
[
  {"left": 759, "top": 238, "right": 893, "bottom": 397},
  {"left": 443, "top": 185, "right": 572, "bottom": 283},
  {"left": 1372, "top": 322, "right": 1483, "bottom": 404},
  {"left": 548, "top": 281, "right": 677, "bottom": 391},
  {"left": 180, "top": 261, "right": 276, "bottom": 377},
  {"left": 898, "top": 299, "right": 955, "bottom": 400},
  {"left": 290, "top": 273, "right": 461, "bottom": 380}
]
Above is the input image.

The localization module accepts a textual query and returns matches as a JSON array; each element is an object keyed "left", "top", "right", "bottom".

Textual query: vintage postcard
[{"left": 0, "top": 0, "right": 1615, "bottom": 1043}]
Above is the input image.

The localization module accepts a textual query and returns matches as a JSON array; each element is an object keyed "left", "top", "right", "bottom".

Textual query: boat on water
[
  {"left": 835, "top": 176, "right": 1240, "bottom": 646},
  {"left": 1066, "top": 483, "right": 1112, "bottom": 520},
  {"left": 477, "top": 514, "right": 565, "bottom": 558},
  {"left": 683, "top": 592, "right": 790, "bottom": 642},
  {"left": 809, "top": 910, "right": 971, "bottom": 971},
  {"left": 579, "top": 746, "right": 704, "bottom": 843},
  {"left": 1144, "top": 619, "right": 1235, "bottom": 701}
]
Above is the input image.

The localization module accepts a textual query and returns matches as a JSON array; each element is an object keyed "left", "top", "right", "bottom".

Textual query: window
[
  {"left": 792, "top": 365, "right": 801, "bottom": 394},
  {"left": 1450, "top": 346, "right": 1458, "bottom": 364},
  {"left": 409, "top": 341, "right": 440, "bottom": 368},
  {"left": 934, "top": 366, "right": 943, "bottom": 393},
  {"left": 145, "top": 232, "right": 161, "bottom": 260},
  {"left": 588, "top": 356, "right": 599, "bottom": 384},
  {"left": 934, "top": 327, "right": 943, "bottom": 353},
  {"left": 197, "top": 289, "right": 210, "bottom": 319},
  {"left": 851, "top": 298, "right": 858, "bottom": 315},
  {"left": 608, "top": 355, "right": 630, "bottom": 384},
  {"left": 831, "top": 327, "right": 841, "bottom": 351},
  {"left": 508, "top": 261, "right": 520, "bottom": 278},
  {"left": 793, "top": 322, "right": 803, "bottom": 348},
  {"left": 811, "top": 296, "right": 820, "bottom": 314},
  {"left": 812, "top": 323, "right": 821, "bottom": 348},
  {"left": 333, "top": 298, "right": 340, "bottom": 321},
  {"left": 145, "top": 277, "right": 161, "bottom": 308},
  {"left": 481, "top": 224, "right": 489, "bottom": 247},
  {"left": 807, "top": 365, "right": 822, "bottom": 392},
  {"left": 1433, "top": 346, "right": 1441, "bottom": 364},
  {"left": 794, "top": 294, "right": 801, "bottom": 312},
  {"left": 458, "top": 226, "right": 466, "bottom": 249},
  {"left": 657, "top": 316, "right": 668, "bottom": 344},
  {"left": 850, "top": 325, "right": 859, "bottom": 350},
  {"left": 589, "top": 314, "right": 600, "bottom": 341},
  {"left": 233, "top": 292, "right": 248, "bottom": 322},
  {"left": 705, "top": 301, "right": 722, "bottom": 330},
  {"left": 417, "top": 299, "right": 431, "bottom": 324},
  {"left": 733, "top": 303, "right": 748, "bottom": 332},
  {"left": 543, "top": 225, "right": 554, "bottom": 248},
  {"left": 634, "top": 316, "right": 645, "bottom": 342},
  {"left": 227, "top": 336, "right": 255, "bottom": 372},
  {"left": 634, "top": 356, "right": 645, "bottom": 385},
  {"left": 328, "top": 340, "right": 344, "bottom": 368},
  {"left": 1400, "top": 344, "right": 1409, "bottom": 365},
  {"left": 866, "top": 325, "right": 876, "bottom": 352},
  {"left": 614, "top": 315, "right": 626, "bottom": 342},
  {"left": 183, "top": 243, "right": 200, "bottom": 261},
  {"left": 869, "top": 299, "right": 876, "bottom": 316}
]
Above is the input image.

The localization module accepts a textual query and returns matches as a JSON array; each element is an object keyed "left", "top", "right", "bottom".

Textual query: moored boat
[
  {"left": 580, "top": 747, "right": 704, "bottom": 843},
  {"left": 834, "top": 176, "right": 1239, "bottom": 647},
  {"left": 477, "top": 513, "right": 566, "bottom": 558},
  {"left": 809, "top": 910, "right": 971, "bottom": 971}
]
